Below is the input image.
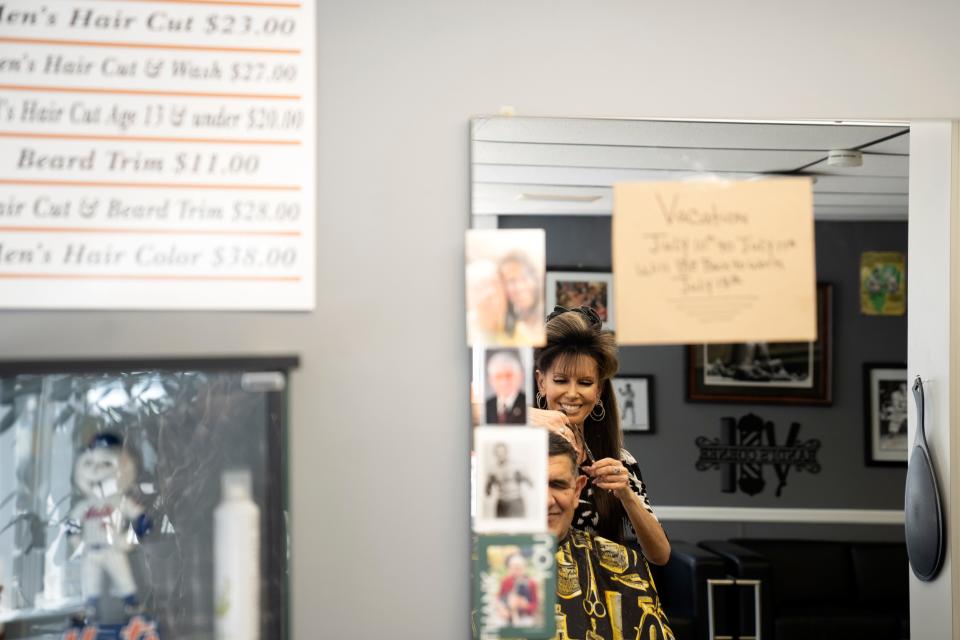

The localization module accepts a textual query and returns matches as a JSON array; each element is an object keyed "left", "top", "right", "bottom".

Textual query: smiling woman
[{"left": 532, "top": 307, "right": 671, "bottom": 565}]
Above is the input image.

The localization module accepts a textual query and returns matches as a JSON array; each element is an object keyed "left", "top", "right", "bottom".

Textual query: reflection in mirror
[
  {"left": 472, "top": 117, "right": 908, "bottom": 223},
  {"left": 469, "top": 116, "right": 909, "bottom": 639}
]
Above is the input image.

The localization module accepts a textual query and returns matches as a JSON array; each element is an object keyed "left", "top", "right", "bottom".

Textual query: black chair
[
  {"left": 646, "top": 540, "right": 727, "bottom": 640},
  {"left": 700, "top": 538, "right": 909, "bottom": 640},
  {"left": 699, "top": 539, "right": 776, "bottom": 640}
]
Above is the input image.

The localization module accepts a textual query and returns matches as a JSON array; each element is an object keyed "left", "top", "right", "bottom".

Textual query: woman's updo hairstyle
[
  {"left": 536, "top": 307, "right": 619, "bottom": 384},
  {"left": 535, "top": 306, "right": 626, "bottom": 541}
]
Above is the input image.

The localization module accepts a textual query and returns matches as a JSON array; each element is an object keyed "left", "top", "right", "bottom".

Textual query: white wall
[
  {"left": 907, "top": 123, "right": 959, "bottom": 639},
  {"left": 4, "top": 0, "right": 960, "bottom": 637}
]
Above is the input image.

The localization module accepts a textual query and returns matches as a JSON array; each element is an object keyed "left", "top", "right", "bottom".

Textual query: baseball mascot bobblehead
[{"left": 63, "top": 432, "right": 158, "bottom": 640}]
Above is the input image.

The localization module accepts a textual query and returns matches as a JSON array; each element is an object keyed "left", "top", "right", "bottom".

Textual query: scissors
[
  {"left": 582, "top": 590, "right": 606, "bottom": 618},
  {"left": 581, "top": 440, "right": 597, "bottom": 466},
  {"left": 582, "top": 553, "right": 607, "bottom": 618},
  {"left": 579, "top": 440, "right": 606, "bottom": 491},
  {"left": 567, "top": 424, "right": 596, "bottom": 467}
]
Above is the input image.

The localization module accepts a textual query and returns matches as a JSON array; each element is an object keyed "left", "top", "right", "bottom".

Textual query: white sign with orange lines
[{"left": 0, "top": 0, "right": 314, "bottom": 309}]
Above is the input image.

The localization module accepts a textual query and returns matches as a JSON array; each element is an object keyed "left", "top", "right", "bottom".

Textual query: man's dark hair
[{"left": 548, "top": 432, "right": 579, "bottom": 475}]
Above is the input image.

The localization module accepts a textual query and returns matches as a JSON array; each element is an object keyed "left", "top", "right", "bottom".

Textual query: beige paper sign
[{"left": 613, "top": 178, "right": 816, "bottom": 344}]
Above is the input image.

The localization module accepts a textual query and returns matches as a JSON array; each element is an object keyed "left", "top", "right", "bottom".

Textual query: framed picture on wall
[
  {"left": 612, "top": 375, "right": 654, "bottom": 433},
  {"left": 686, "top": 283, "right": 833, "bottom": 405},
  {"left": 545, "top": 271, "right": 614, "bottom": 330},
  {"left": 864, "top": 363, "right": 909, "bottom": 466}
]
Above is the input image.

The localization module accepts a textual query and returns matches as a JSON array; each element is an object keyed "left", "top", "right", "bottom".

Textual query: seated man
[{"left": 547, "top": 433, "right": 673, "bottom": 640}]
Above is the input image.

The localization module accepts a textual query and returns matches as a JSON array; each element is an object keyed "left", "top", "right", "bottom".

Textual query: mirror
[{"left": 468, "top": 116, "right": 909, "bottom": 636}]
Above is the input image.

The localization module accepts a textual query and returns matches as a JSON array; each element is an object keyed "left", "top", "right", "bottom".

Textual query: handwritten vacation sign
[
  {"left": 0, "top": 1, "right": 315, "bottom": 309},
  {"left": 613, "top": 178, "right": 816, "bottom": 344}
]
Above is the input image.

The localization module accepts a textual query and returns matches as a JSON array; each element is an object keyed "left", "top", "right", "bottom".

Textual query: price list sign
[{"left": 0, "top": 0, "right": 315, "bottom": 309}]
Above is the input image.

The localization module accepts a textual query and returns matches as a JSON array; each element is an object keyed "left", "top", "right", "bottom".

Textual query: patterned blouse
[{"left": 574, "top": 448, "right": 658, "bottom": 537}]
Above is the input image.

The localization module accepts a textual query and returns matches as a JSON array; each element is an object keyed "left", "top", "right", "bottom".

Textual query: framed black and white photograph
[
  {"left": 864, "top": 363, "right": 908, "bottom": 466},
  {"left": 473, "top": 426, "right": 547, "bottom": 534},
  {"left": 545, "top": 271, "right": 614, "bottom": 330},
  {"left": 612, "top": 375, "right": 654, "bottom": 433},
  {"left": 473, "top": 347, "right": 534, "bottom": 426},
  {"left": 686, "top": 283, "right": 833, "bottom": 405}
]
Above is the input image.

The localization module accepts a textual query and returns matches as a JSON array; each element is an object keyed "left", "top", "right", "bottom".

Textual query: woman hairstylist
[{"left": 531, "top": 306, "right": 670, "bottom": 565}]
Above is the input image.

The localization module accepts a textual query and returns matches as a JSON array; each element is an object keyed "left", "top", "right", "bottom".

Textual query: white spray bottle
[{"left": 214, "top": 469, "right": 260, "bottom": 640}]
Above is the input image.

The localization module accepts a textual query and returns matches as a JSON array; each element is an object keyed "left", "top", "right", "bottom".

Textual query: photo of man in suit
[{"left": 485, "top": 349, "right": 527, "bottom": 425}]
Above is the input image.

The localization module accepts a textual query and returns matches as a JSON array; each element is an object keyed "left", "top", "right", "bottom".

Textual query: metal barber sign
[{"left": 696, "top": 413, "right": 821, "bottom": 497}]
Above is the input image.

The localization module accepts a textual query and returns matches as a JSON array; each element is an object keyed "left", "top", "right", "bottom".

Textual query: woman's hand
[
  {"left": 528, "top": 407, "right": 573, "bottom": 432},
  {"left": 588, "top": 456, "right": 672, "bottom": 565},
  {"left": 528, "top": 408, "right": 583, "bottom": 459},
  {"left": 584, "top": 458, "right": 630, "bottom": 497}
]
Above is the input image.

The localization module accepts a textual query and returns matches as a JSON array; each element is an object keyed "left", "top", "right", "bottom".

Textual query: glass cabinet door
[{"left": 0, "top": 359, "right": 292, "bottom": 640}]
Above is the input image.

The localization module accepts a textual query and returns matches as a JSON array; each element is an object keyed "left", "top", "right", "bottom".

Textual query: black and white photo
[
  {"left": 702, "top": 341, "right": 813, "bottom": 388},
  {"left": 612, "top": 375, "right": 654, "bottom": 433},
  {"left": 687, "top": 283, "right": 833, "bottom": 405},
  {"left": 474, "top": 427, "right": 547, "bottom": 533},
  {"left": 864, "top": 363, "right": 908, "bottom": 466}
]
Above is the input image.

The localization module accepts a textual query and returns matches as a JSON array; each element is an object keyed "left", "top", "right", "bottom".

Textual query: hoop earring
[
  {"left": 590, "top": 399, "right": 606, "bottom": 421},
  {"left": 535, "top": 391, "right": 546, "bottom": 409}
]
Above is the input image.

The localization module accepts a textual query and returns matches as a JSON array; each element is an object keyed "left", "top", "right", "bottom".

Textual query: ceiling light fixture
[
  {"left": 827, "top": 149, "right": 863, "bottom": 167},
  {"left": 519, "top": 193, "right": 602, "bottom": 203}
]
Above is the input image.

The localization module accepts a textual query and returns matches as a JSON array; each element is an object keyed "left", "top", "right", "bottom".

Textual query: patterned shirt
[
  {"left": 574, "top": 448, "right": 658, "bottom": 537},
  {"left": 553, "top": 529, "right": 673, "bottom": 640}
]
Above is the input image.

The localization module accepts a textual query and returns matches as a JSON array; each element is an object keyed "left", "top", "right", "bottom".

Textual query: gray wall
[{"left": 3, "top": 1, "right": 960, "bottom": 637}]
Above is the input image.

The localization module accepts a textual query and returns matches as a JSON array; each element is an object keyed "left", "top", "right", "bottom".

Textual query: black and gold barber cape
[{"left": 553, "top": 529, "right": 673, "bottom": 640}]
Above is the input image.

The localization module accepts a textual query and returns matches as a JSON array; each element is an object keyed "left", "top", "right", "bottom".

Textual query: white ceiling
[{"left": 471, "top": 117, "right": 910, "bottom": 221}]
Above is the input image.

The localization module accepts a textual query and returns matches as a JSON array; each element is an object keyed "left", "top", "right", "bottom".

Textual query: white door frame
[{"left": 906, "top": 120, "right": 960, "bottom": 639}]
